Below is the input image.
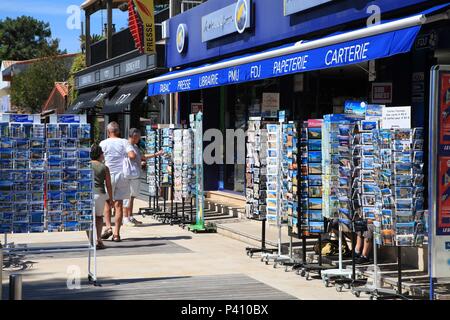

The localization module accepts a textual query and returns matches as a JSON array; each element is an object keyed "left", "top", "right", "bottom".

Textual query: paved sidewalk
[{"left": 1, "top": 199, "right": 363, "bottom": 300}]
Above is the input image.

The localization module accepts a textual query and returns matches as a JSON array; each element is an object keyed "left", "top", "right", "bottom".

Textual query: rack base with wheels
[
  {"left": 297, "top": 237, "right": 335, "bottom": 282},
  {"left": 245, "top": 218, "right": 277, "bottom": 258}
]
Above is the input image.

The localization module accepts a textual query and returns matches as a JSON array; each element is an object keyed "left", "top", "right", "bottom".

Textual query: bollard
[{"left": 9, "top": 274, "right": 22, "bottom": 300}]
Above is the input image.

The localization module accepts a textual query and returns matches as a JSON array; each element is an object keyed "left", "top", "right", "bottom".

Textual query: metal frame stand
[
  {"left": 245, "top": 217, "right": 277, "bottom": 258},
  {"left": 321, "top": 225, "right": 357, "bottom": 287},
  {"left": 1, "top": 219, "right": 98, "bottom": 288},
  {"left": 297, "top": 235, "right": 336, "bottom": 280}
]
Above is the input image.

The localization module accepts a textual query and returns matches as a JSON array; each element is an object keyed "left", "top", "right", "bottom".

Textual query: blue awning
[{"left": 148, "top": 4, "right": 449, "bottom": 96}]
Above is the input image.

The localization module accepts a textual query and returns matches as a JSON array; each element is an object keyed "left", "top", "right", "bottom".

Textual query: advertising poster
[
  {"left": 437, "top": 72, "right": 450, "bottom": 236},
  {"left": 439, "top": 72, "right": 450, "bottom": 152},
  {"left": 438, "top": 157, "right": 450, "bottom": 235}
]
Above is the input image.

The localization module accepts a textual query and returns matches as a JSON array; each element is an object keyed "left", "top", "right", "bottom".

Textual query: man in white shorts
[
  {"left": 123, "top": 128, "right": 163, "bottom": 226},
  {"left": 99, "top": 121, "right": 136, "bottom": 242}
]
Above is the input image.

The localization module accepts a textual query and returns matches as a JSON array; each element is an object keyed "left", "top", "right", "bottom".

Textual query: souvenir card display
[
  {"left": 145, "top": 126, "right": 159, "bottom": 197},
  {"left": 351, "top": 119, "right": 381, "bottom": 239},
  {"left": 299, "top": 120, "right": 325, "bottom": 235},
  {"left": 46, "top": 119, "right": 93, "bottom": 232},
  {"left": 322, "top": 114, "right": 355, "bottom": 227},
  {"left": 0, "top": 116, "right": 45, "bottom": 234},
  {"left": 266, "top": 123, "right": 280, "bottom": 224},
  {"left": 372, "top": 127, "right": 426, "bottom": 246},
  {"left": 0, "top": 114, "right": 93, "bottom": 234},
  {"left": 245, "top": 118, "right": 270, "bottom": 218},
  {"left": 173, "top": 128, "right": 195, "bottom": 202},
  {"left": 160, "top": 128, "right": 173, "bottom": 186},
  {"left": 282, "top": 122, "right": 299, "bottom": 231}
]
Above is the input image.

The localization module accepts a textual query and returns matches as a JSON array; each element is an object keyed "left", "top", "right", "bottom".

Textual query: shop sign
[
  {"left": 149, "top": 25, "right": 420, "bottom": 96},
  {"left": 129, "top": 0, "right": 156, "bottom": 54},
  {"left": 201, "top": 0, "right": 251, "bottom": 43},
  {"left": 284, "top": 0, "right": 332, "bottom": 16},
  {"left": 371, "top": 82, "right": 392, "bottom": 104},
  {"left": 262, "top": 92, "right": 280, "bottom": 118},
  {"left": 381, "top": 106, "right": 411, "bottom": 129},
  {"left": 176, "top": 24, "right": 188, "bottom": 53}
]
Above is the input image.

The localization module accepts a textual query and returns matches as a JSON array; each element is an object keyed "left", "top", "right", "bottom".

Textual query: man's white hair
[{"left": 107, "top": 121, "right": 120, "bottom": 134}]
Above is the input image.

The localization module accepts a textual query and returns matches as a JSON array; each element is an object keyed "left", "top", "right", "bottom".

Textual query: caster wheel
[
  {"left": 353, "top": 291, "right": 361, "bottom": 298},
  {"left": 296, "top": 269, "right": 300, "bottom": 275},
  {"left": 260, "top": 257, "right": 264, "bottom": 262},
  {"left": 285, "top": 266, "right": 289, "bottom": 272},
  {"left": 305, "top": 273, "right": 310, "bottom": 281},
  {"left": 193, "top": 230, "right": 197, "bottom": 234},
  {"left": 273, "top": 263, "right": 277, "bottom": 269},
  {"left": 323, "top": 279, "right": 329, "bottom": 287},
  {"left": 246, "top": 251, "right": 250, "bottom": 256},
  {"left": 300, "top": 270, "right": 306, "bottom": 277},
  {"left": 249, "top": 253, "right": 253, "bottom": 258},
  {"left": 265, "top": 261, "right": 269, "bottom": 265},
  {"left": 88, "top": 275, "right": 93, "bottom": 282},
  {"left": 344, "top": 283, "right": 351, "bottom": 290},
  {"left": 336, "top": 285, "right": 343, "bottom": 293}
]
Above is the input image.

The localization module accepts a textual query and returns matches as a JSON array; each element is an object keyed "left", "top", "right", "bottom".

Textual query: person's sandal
[
  {"left": 101, "top": 228, "right": 113, "bottom": 240},
  {"left": 112, "top": 235, "right": 121, "bottom": 242},
  {"left": 96, "top": 241, "right": 106, "bottom": 250}
]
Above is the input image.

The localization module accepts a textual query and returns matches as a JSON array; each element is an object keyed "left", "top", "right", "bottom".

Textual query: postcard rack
[
  {"left": 173, "top": 127, "right": 196, "bottom": 227},
  {"left": 351, "top": 126, "right": 426, "bottom": 299},
  {"left": 245, "top": 117, "right": 277, "bottom": 257},
  {"left": 0, "top": 114, "right": 97, "bottom": 284},
  {"left": 140, "top": 125, "right": 160, "bottom": 216}
]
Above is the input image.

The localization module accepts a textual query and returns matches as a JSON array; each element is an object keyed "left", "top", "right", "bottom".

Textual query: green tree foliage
[
  {"left": 0, "top": 16, "right": 65, "bottom": 61},
  {"left": 67, "top": 54, "right": 86, "bottom": 105},
  {"left": 10, "top": 57, "right": 70, "bottom": 113}
]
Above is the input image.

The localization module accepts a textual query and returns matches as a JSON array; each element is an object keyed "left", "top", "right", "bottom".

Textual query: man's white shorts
[
  {"left": 124, "top": 178, "right": 140, "bottom": 208},
  {"left": 110, "top": 172, "right": 131, "bottom": 201}
]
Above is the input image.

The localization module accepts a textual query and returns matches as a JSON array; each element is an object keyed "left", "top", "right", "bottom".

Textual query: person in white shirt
[
  {"left": 123, "top": 128, "right": 163, "bottom": 226},
  {"left": 99, "top": 121, "right": 136, "bottom": 242}
]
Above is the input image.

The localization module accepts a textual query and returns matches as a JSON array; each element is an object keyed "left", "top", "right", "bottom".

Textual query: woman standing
[{"left": 90, "top": 144, "right": 113, "bottom": 248}]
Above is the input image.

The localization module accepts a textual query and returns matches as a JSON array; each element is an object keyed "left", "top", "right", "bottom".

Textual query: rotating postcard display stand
[
  {"left": 139, "top": 125, "right": 160, "bottom": 216},
  {"left": 245, "top": 117, "right": 278, "bottom": 257},
  {"left": 351, "top": 125, "right": 426, "bottom": 299},
  {"left": 0, "top": 114, "right": 97, "bottom": 284},
  {"left": 173, "top": 127, "right": 196, "bottom": 227},
  {"left": 295, "top": 119, "right": 336, "bottom": 278},
  {"left": 320, "top": 113, "right": 359, "bottom": 286}
]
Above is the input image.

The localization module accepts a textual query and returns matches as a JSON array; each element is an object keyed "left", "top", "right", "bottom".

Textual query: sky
[{"left": 0, "top": 0, "right": 129, "bottom": 54}]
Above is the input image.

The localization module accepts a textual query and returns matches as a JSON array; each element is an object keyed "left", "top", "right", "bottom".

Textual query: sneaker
[
  {"left": 130, "top": 216, "right": 143, "bottom": 225},
  {"left": 355, "top": 256, "right": 370, "bottom": 264},
  {"left": 123, "top": 219, "right": 137, "bottom": 227}
]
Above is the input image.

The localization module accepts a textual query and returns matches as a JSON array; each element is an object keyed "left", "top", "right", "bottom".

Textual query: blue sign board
[
  {"left": 149, "top": 25, "right": 420, "bottom": 96},
  {"left": 166, "top": 0, "right": 432, "bottom": 68},
  {"left": 201, "top": 0, "right": 251, "bottom": 42},
  {"left": 284, "top": 0, "right": 333, "bottom": 16}
]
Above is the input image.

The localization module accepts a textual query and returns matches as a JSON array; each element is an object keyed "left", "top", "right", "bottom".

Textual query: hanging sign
[
  {"left": 381, "top": 106, "right": 411, "bottom": 129},
  {"left": 129, "top": 0, "right": 155, "bottom": 54},
  {"left": 371, "top": 82, "right": 393, "bottom": 104},
  {"left": 262, "top": 92, "right": 280, "bottom": 118}
]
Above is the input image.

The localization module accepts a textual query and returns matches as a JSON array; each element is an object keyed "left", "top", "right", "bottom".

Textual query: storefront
[{"left": 148, "top": 0, "right": 450, "bottom": 194}]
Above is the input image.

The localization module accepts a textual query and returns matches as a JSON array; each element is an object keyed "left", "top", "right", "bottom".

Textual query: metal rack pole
[{"left": 397, "top": 246, "right": 402, "bottom": 295}]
